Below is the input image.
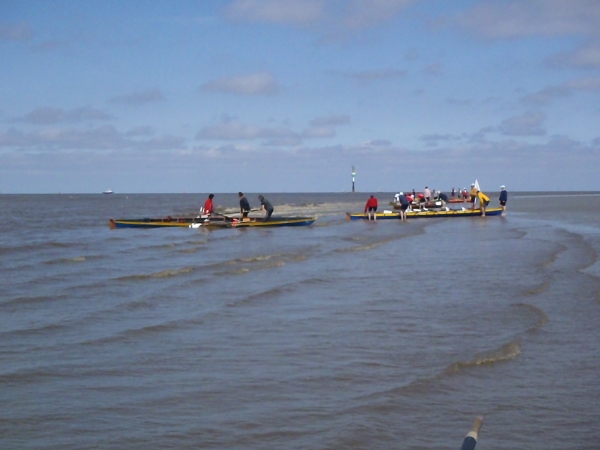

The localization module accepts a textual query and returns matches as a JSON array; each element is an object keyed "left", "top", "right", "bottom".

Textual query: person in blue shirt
[{"left": 499, "top": 185, "right": 508, "bottom": 216}]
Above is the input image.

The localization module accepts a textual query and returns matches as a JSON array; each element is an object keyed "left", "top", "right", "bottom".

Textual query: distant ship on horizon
[{"left": 102, "top": 189, "right": 114, "bottom": 194}]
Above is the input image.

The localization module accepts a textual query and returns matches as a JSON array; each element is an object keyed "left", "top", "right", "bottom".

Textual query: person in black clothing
[
  {"left": 398, "top": 192, "right": 410, "bottom": 222},
  {"left": 499, "top": 185, "right": 508, "bottom": 216},
  {"left": 258, "top": 195, "right": 274, "bottom": 220},
  {"left": 438, "top": 192, "right": 448, "bottom": 207},
  {"left": 239, "top": 192, "right": 250, "bottom": 218}
]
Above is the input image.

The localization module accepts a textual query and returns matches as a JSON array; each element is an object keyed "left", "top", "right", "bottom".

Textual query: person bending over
[
  {"left": 258, "top": 195, "right": 274, "bottom": 220},
  {"left": 201, "top": 194, "right": 214, "bottom": 216},
  {"left": 364, "top": 195, "right": 378, "bottom": 221}
]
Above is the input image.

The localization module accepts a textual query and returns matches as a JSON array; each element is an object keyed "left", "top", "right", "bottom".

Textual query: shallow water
[{"left": 1, "top": 192, "right": 599, "bottom": 449}]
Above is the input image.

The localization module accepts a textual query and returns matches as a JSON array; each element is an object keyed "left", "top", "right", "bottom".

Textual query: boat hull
[
  {"left": 346, "top": 207, "right": 503, "bottom": 220},
  {"left": 206, "top": 217, "right": 316, "bottom": 228},
  {"left": 110, "top": 216, "right": 316, "bottom": 229}
]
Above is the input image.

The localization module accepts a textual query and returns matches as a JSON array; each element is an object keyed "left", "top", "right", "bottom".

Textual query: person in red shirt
[
  {"left": 364, "top": 195, "right": 378, "bottom": 221},
  {"left": 201, "top": 193, "right": 214, "bottom": 216}
]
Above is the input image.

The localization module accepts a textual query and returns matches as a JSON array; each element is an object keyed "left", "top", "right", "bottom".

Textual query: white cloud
[
  {"left": 310, "top": 114, "right": 350, "bottom": 126},
  {"left": 341, "top": 0, "right": 417, "bottom": 29},
  {"left": 336, "top": 69, "right": 407, "bottom": 82},
  {"left": 110, "top": 89, "right": 166, "bottom": 105},
  {"left": 10, "top": 107, "right": 111, "bottom": 125},
  {"left": 197, "top": 121, "right": 296, "bottom": 141},
  {"left": 0, "top": 125, "right": 184, "bottom": 151},
  {"left": 197, "top": 116, "right": 342, "bottom": 144},
  {"left": 126, "top": 126, "right": 156, "bottom": 137},
  {"left": 423, "top": 62, "right": 443, "bottom": 76},
  {"left": 201, "top": 72, "right": 279, "bottom": 95},
  {"left": 225, "top": 0, "right": 417, "bottom": 29},
  {"left": 454, "top": 0, "right": 600, "bottom": 39},
  {"left": 499, "top": 111, "right": 546, "bottom": 136},
  {"left": 523, "top": 77, "right": 600, "bottom": 105},
  {"left": 548, "top": 39, "right": 600, "bottom": 69},
  {"left": 225, "top": 0, "right": 326, "bottom": 25},
  {"left": 566, "top": 77, "right": 600, "bottom": 90},
  {"left": 365, "top": 139, "right": 392, "bottom": 146},
  {"left": 0, "top": 23, "right": 32, "bottom": 41},
  {"left": 302, "top": 126, "right": 336, "bottom": 138}
]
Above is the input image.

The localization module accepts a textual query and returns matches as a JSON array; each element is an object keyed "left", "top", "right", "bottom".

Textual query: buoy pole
[{"left": 351, "top": 165, "right": 356, "bottom": 193}]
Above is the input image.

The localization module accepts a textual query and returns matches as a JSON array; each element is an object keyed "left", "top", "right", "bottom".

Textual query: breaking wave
[
  {"left": 115, "top": 266, "right": 195, "bottom": 281},
  {"left": 444, "top": 338, "right": 522, "bottom": 374}
]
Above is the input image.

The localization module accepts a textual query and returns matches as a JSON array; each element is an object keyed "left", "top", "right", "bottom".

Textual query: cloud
[
  {"left": 523, "top": 76, "right": 600, "bottom": 105},
  {"left": 547, "top": 39, "right": 600, "bottom": 69},
  {"left": 336, "top": 69, "right": 407, "bottom": 82},
  {"left": 522, "top": 86, "right": 571, "bottom": 106},
  {"left": 420, "top": 133, "right": 459, "bottom": 147},
  {"left": 0, "top": 23, "right": 33, "bottom": 41},
  {"left": 126, "top": 126, "right": 156, "bottom": 137},
  {"left": 499, "top": 111, "right": 546, "bottom": 136},
  {"left": 201, "top": 72, "right": 279, "bottom": 95},
  {"left": 365, "top": 139, "right": 392, "bottom": 146},
  {"left": 197, "top": 120, "right": 296, "bottom": 141},
  {"left": 423, "top": 62, "right": 443, "bottom": 76},
  {"left": 0, "top": 125, "right": 184, "bottom": 151},
  {"left": 110, "top": 89, "right": 166, "bottom": 105},
  {"left": 224, "top": 0, "right": 417, "bottom": 29},
  {"left": 10, "top": 107, "right": 112, "bottom": 125},
  {"left": 197, "top": 116, "right": 342, "bottom": 145},
  {"left": 301, "top": 126, "right": 336, "bottom": 138},
  {"left": 340, "top": 0, "right": 418, "bottom": 29},
  {"left": 310, "top": 114, "right": 350, "bottom": 126},
  {"left": 224, "top": 0, "right": 326, "bottom": 25},
  {"left": 453, "top": 0, "right": 600, "bottom": 39}
]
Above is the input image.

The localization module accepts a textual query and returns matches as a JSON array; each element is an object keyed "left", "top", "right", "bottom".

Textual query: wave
[
  {"left": 43, "top": 255, "right": 88, "bottom": 265},
  {"left": 0, "top": 321, "right": 69, "bottom": 338},
  {"left": 348, "top": 336, "right": 524, "bottom": 407},
  {"left": 513, "top": 303, "right": 549, "bottom": 331},
  {"left": 541, "top": 243, "right": 567, "bottom": 268},
  {"left": 0, "top": 241, "right": 81, "bottom": 255},
  {"left": 178, "top": 247, "right": 200, "bottom": 254},
  {"left": 443, "top": 338, "right": 522, "bottom": 375},
  {"left": 211, "top": 251, "right": 311, "bottom": 276},
  {"left": 0, "top": 294, "right": 68, "bottom": 311},
  {"left": 80, "top": 318, "right": 198, "bottom": 346},
  {"left": 231, "top": 284, "right": 296, "bottom": 307},
  {"left": 334, "top": 227, "right": 426, "bottom": 253},
  {"left": 227, "top": 276, "right": 332, "bottom": 308},
  {"left": 570, "top": 233, "right": 599, "bottom": 272},
  {"left": 115, "top": 266, "right": 195, "bottom": 281},
  {"left": 524, "top": 278, "right": 552, "bottom": 295}
]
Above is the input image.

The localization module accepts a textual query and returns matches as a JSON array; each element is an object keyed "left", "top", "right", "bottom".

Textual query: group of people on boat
[
  {"left": 201, "top": 193, "right": 274, "bottom": 221},
  {"left": 366, "top": 183, "right": 509, "bottom": 220}
]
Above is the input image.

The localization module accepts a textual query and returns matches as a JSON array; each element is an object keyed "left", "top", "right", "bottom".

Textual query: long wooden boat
[
  {"left": 109, "top": 215, "right": 316, "bottom": 229},
  {"left": 195, "top": 216, "right": 316, "bottom": 228},
  {"left": 110, "top": 216, "right": 206, "bottom": 229},
  {"left": 346, "top": 207, "right": 503, "bottom": 220}
]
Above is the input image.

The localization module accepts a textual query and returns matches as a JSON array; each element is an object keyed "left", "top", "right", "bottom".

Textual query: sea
[{"left": 1, "top": 192, "right": 599, "bottom": 450}]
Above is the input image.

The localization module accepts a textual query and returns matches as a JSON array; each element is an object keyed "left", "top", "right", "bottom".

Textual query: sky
[{"left": 1, "top": 0, "right": 600, "bottom": 194}]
